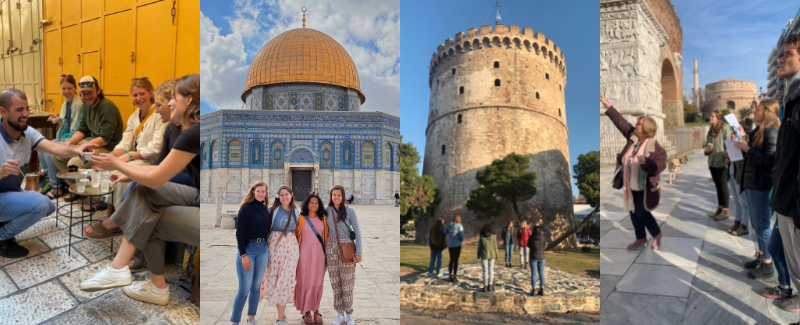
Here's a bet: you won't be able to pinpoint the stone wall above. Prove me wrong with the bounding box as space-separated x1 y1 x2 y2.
421 24 573 248
600 0 682 165
645 0 683 54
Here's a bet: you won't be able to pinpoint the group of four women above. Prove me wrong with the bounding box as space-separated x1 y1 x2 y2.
231 184 362 325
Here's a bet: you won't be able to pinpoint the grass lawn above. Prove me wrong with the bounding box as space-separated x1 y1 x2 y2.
685 122 710 126
400 242 599 276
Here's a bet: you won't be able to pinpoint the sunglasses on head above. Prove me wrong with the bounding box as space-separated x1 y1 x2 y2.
78 81 97 88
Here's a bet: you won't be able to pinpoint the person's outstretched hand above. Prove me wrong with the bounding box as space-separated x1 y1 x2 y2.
600 92 611 109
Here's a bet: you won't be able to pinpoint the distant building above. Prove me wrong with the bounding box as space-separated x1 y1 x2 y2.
573 204 597 222
767 9 800 101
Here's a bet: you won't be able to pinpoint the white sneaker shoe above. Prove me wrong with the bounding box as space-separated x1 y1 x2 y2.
331 313 345 325
79 265 133 292
245 320 257 325
346 313 354 325
122 279 169 305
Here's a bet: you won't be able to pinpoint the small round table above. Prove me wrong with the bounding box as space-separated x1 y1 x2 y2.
55 170 90 221
67 183 114 256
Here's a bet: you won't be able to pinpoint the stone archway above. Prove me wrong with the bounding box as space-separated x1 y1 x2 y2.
661 58 681 131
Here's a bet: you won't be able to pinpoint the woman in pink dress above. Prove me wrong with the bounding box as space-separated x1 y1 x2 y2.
294 194 329 324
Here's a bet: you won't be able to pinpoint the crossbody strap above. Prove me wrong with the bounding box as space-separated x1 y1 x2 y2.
332 208 345 255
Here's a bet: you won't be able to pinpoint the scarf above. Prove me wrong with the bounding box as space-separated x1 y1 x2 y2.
622 138 649 212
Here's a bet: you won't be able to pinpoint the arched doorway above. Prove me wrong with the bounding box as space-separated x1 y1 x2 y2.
661 59 680 129
727 101 735 110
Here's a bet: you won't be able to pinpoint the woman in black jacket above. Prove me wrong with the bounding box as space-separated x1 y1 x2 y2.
428 217 446 276
527 226 546 296
734 100 780 280
230 181 272 324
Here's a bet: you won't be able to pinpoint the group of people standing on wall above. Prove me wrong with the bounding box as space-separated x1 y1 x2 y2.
601 33 800 320
230 184 363 325
0 73 201 306
427 216 547 296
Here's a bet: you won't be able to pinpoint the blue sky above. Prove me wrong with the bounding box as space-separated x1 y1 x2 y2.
200 0 400 116
673 0 800 97
400 0 599 197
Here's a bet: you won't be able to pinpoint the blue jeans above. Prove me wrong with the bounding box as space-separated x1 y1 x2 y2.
768 222 791 286
230 242 269 323
530 259 545 288
504 243 514 263
746 189 772 261
123 172 193 201
481 259 495 286
728 173 750 226
519 246 530 264
0 191 55 240
38 151 60 189
428 249 443 275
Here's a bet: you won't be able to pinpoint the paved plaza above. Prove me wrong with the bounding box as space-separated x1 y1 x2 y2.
0 196 199 325
600 150 798 324
200 203 400 325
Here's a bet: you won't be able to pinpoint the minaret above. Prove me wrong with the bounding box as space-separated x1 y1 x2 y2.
693 59 699 110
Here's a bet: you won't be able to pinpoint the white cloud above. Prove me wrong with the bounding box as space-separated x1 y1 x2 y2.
200 0 400 115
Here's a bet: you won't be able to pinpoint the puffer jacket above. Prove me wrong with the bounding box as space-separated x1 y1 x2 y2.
527 231 546 260
740 126 778 192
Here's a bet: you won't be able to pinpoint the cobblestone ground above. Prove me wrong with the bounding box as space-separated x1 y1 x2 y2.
200 203 400 325
600 150 798 324
401 263 599 314
0 196 199 325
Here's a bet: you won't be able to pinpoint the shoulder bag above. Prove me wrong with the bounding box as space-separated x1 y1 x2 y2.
332 207 356 263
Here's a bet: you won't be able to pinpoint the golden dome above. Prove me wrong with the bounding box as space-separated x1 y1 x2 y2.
242 28 365 104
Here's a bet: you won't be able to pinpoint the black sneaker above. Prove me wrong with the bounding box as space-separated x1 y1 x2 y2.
0 238 29 258
747 261 775 280
761 286 793 300
744 253 762 269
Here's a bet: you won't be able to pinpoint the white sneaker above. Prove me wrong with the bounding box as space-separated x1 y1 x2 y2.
246 320 257 325
331 313 345 325
346 313 354 325
79 265 133 292
122 279 169 305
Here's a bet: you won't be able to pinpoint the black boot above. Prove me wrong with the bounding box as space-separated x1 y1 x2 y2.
531 289 535 296
747 261 775 280
482 285 487 292
0 238 28 258
744 252 762 269
538 287 544 296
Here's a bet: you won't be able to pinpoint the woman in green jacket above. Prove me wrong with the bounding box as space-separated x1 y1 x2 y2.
705 110 732 220
477 224 497 292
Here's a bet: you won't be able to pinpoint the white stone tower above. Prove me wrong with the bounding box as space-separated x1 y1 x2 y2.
420 24 575 248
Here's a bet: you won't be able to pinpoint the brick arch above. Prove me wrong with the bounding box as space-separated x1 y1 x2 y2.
661 57 682 130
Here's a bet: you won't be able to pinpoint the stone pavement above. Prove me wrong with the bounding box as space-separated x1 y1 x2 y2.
200 203 400 325
0 196 199 325
600 150 798 324
401 263 599 314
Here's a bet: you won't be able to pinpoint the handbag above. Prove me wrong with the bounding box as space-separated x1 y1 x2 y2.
332 208 356 263
612 168 623 190
303 215 327 266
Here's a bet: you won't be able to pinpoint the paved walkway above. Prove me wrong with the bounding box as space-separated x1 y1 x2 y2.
600 150 798 324
200 203 400 325
0 197 198 325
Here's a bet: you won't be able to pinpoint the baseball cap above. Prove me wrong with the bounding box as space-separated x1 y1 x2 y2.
78 76 98 91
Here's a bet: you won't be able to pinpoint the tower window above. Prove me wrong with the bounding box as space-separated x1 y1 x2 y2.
452 68 456 75
459 86 464 94
559 108 562 117
441 145 446 155
546 73 550 80
494 61 500 68
559 84 562 90
536 92 540 99
495 79 501 87
457 114 462 124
